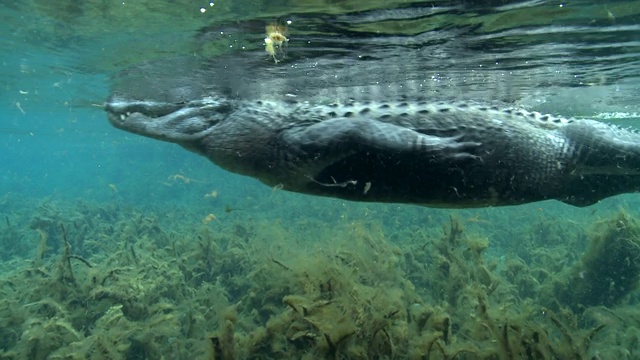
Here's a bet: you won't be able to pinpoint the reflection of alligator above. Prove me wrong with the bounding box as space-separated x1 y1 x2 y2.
105 94 640 208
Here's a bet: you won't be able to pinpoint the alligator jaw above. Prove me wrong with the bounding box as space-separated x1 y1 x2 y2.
105 95 232 144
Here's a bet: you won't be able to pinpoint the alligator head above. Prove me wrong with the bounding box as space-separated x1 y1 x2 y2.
105 94 233 147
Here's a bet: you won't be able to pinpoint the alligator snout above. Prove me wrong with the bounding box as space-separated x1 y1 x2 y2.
105 95 234 143
105 96 186 121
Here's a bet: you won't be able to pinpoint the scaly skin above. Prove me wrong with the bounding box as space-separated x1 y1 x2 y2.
106 95 640 207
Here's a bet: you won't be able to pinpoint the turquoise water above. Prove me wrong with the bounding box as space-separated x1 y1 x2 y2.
2 1 640 359
3 0 639 205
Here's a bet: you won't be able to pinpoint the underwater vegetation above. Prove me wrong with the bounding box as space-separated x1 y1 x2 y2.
0 194 640 359
543 212 640 313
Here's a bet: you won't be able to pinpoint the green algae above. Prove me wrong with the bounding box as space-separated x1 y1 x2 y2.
542 211 640 313
0 196 639 359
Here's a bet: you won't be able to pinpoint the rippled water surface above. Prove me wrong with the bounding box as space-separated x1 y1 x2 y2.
2 0 640 117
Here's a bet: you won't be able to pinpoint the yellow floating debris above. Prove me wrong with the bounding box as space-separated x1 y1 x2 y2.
265 22 288 63
202 213 217 224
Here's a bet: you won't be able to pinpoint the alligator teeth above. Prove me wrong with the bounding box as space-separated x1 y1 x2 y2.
120 114 126 121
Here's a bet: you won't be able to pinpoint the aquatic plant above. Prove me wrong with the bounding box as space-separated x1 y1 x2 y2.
544 211 640 312
0 195 639 359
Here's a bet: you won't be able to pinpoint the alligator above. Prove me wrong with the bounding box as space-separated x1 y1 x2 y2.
105 94 640 207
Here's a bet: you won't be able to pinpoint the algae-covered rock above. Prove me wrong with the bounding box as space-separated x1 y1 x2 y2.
547 212 640 312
